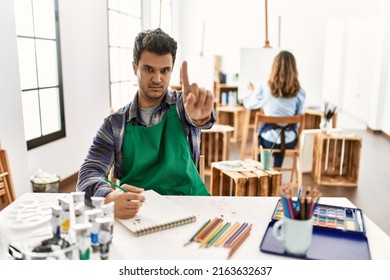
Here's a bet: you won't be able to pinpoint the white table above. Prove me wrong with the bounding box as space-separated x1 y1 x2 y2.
1 193 389 260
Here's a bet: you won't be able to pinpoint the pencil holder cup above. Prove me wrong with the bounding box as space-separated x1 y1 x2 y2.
272 216 314 256
320 119 331 134
261 150 272 170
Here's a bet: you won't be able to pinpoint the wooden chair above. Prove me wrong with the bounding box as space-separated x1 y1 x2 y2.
252 113 305 187
0 144 16 210
240 108 263 159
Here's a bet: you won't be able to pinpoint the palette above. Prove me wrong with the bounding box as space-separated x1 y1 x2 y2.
260 199 371 259
272 199 366 233
3 199 52 230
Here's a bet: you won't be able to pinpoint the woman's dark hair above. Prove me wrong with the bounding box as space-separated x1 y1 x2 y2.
268 51 300 98
133 28 177 66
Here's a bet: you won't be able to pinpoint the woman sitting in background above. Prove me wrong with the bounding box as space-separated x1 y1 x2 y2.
243 50 306 167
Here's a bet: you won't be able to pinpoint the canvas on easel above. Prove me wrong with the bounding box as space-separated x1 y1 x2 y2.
238 48 279 100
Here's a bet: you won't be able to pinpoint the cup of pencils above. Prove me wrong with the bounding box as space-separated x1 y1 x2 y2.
272 185 321 256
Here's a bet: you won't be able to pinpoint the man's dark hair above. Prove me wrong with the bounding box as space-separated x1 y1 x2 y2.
133 28 177 66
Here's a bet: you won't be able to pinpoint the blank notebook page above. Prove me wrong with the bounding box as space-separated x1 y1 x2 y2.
116 190 196 236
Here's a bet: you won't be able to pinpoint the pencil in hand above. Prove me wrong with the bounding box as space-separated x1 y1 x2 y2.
104 177 128 192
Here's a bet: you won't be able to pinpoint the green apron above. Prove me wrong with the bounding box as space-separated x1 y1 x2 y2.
120 104 210 196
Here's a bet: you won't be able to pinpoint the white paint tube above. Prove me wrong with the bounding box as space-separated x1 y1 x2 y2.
85 209 103 253
96 217 112 260
91 196 105 209
101 201 115 242
50 204 62 238
59 197 70 235
71 223 92 260
71 192 86 224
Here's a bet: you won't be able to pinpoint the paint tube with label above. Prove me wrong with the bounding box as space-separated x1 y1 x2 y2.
101 201 115 242
91 196 105 209
71 192 86 224
50 204 62 238
71 223 92 260
96 217 111 260
85 209 103 253
59 197 70 235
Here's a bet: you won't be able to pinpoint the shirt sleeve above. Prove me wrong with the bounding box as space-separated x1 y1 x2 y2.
76 119 115 205
296 88 306 115
243 85 266 109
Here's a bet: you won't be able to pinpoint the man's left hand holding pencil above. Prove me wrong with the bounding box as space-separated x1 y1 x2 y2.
104 178 146 219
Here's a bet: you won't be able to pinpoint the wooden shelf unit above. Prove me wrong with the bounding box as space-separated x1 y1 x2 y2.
216 105 246 143
312 132 362 187
304 108 337 130
210 160 282 196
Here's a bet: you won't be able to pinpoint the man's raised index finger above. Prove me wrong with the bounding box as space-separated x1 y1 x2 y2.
181 60 190 92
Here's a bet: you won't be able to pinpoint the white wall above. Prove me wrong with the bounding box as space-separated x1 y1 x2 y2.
0 0 110 197
0 0 30 197
375 0 390 135
177 0 388 128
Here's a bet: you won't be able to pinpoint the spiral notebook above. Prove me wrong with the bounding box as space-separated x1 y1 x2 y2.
116 190 196 237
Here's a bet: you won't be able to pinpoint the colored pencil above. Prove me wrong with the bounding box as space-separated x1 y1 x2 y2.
104 177 128 193
287 197 295 219
228 224 252 248
294 186 302 212
227 228 251 259
199 220 223 248
196 218 221 242
194 217 218 241
299 196 305 219
214 222 240 247
206 222 231 248
224 222 248 247
184 219 210 246
281 196 291 218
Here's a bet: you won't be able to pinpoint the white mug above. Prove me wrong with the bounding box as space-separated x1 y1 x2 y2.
272 216 314 255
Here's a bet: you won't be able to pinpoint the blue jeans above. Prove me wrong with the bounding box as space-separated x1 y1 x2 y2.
258 137 298 167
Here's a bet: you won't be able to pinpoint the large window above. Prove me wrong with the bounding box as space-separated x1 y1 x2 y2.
108 0 142 110
14 0 65 150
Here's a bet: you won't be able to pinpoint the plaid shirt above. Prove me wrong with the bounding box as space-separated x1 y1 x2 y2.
77 90 215 204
